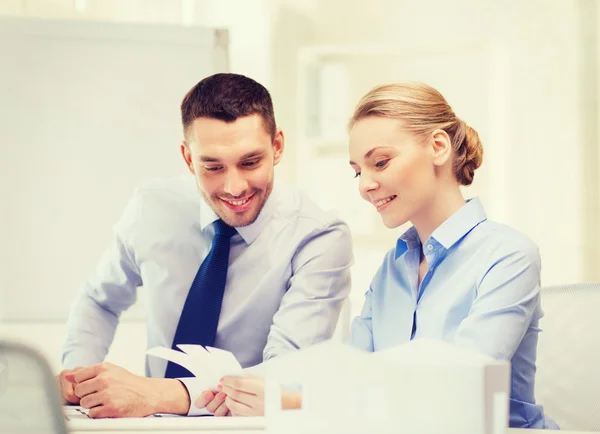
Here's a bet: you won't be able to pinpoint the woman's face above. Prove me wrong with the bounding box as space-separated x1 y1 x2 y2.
349 116 440 229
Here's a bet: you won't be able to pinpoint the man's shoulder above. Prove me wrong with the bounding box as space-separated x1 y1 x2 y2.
269 184 353 267
134 174 197 197
273 184 347 230
117 174 199 231
129 174 198 208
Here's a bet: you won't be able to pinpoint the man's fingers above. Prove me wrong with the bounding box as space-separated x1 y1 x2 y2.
58 371 80 404
64 372 76 384
194 390 216 409
64 390 79 404
74 377 103 398
61 382 80 404
88 405 112 419
79 391 105 409
73 362 115 383
88 406 102 419
73 364 104 383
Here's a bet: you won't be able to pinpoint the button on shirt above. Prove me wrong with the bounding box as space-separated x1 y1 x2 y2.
349 198 558 429
62 175 353 415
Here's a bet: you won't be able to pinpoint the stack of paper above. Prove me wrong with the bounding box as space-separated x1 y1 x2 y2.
147 345 244 390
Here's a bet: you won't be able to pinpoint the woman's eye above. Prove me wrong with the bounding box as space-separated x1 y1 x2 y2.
353 172 361 178
375 159 389 168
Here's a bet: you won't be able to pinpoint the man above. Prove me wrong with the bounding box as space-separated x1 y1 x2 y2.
58 73 352 417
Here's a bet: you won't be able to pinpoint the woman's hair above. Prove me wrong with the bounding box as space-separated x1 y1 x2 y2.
349 82 483 186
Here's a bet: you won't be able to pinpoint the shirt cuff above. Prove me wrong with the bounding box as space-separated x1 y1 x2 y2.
62 351 103 373
177 377 214 416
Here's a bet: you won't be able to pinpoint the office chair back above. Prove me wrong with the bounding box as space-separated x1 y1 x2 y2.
535 283 600 431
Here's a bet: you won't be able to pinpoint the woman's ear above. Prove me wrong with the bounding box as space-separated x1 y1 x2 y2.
431 129 452 167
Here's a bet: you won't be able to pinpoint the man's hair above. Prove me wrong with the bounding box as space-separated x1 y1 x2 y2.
181 73 276 140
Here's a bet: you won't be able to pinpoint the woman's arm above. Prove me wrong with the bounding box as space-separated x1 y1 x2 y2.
454 242 542 360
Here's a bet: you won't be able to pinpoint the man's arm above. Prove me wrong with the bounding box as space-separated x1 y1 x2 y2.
62 234 141 369
263 219 353 360
349 286 375 352
193 220 353 417
59 192 142 405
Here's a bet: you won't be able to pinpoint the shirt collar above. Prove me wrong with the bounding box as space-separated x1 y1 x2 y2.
394 197 487 259
199 184 279 245
432 197 487 249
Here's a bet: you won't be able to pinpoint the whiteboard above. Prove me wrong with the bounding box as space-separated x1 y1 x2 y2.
0 18 228 321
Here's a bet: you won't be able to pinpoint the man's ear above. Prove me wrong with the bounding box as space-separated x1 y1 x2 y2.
431 129 452 167
272 129 284 165
180 141 195 174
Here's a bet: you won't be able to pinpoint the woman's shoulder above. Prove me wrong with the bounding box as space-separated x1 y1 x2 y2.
470 219 540 263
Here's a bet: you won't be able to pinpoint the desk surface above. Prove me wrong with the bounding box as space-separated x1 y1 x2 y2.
69 429 591 434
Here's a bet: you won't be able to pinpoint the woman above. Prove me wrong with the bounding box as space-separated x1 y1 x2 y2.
200 82 558 429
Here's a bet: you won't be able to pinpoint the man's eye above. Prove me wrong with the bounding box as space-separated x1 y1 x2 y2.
205 166 222 172
375 159 389 168
241 160 259 167
353 172 361 178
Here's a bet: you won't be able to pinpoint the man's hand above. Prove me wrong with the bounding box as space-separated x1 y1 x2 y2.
65 362 190 418
194 390 230 417
57 367 82 405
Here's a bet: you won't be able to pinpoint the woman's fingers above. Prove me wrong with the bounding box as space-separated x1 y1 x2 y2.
225 395 256 417
221 375 263 395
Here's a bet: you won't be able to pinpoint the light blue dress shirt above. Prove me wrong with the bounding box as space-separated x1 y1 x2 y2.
62 175 352 415
350 198 558 429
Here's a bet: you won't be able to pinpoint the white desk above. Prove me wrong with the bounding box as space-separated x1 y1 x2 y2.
70 431 260 434
69 429 593 434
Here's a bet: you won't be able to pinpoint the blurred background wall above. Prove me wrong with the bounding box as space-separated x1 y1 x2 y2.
0 0 598 377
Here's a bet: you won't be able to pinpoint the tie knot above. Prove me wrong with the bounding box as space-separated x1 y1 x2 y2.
213 219 237 238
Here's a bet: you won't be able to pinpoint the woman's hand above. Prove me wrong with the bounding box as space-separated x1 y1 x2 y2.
219 375 302 417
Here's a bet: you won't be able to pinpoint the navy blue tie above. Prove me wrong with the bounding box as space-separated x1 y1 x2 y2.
165 219 236 378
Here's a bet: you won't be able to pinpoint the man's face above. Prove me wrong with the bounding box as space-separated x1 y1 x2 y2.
181 114 284 227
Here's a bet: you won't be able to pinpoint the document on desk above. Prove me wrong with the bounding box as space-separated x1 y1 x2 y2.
147 345 244 390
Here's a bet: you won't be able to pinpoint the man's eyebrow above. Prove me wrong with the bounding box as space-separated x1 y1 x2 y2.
198 151 265 163
199 155 220 163
239 151 265 160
